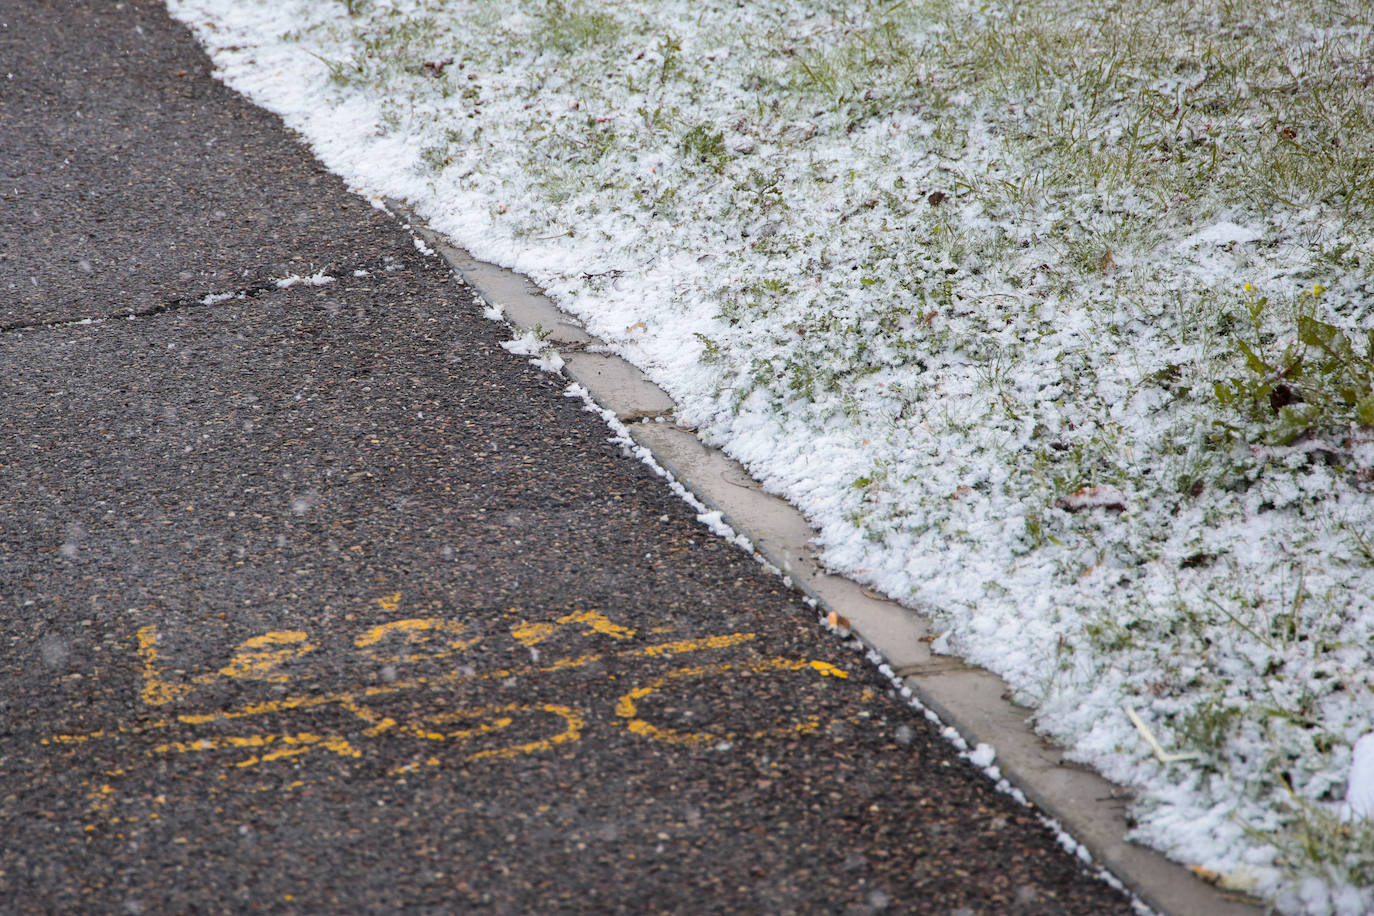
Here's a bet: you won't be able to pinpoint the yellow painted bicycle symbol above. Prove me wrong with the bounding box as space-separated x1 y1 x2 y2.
43 601 862 789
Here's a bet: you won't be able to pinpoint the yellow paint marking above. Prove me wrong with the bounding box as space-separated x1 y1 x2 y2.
44 731 109 745
145 633 758 730
244 780 307 796
511 610 636 647
385 705 584 769
376 592 402 612
131 620 754 716
340 698 397 737
44 626 825 779
808 660 849 678
137 626 193 706
615 687 654 720
614 658 838 746
538 652 603 672
400 709 514 743
176 689 343 725
629 633 756 657
141 626 318 705
153 732 361 767
219 631 316 682
465 704 583 761
48 631 759 742
239 746 310 767
353 617 478 664
84 783 117 820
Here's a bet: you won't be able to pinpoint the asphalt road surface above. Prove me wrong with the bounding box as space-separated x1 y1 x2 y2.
0 2 1137 913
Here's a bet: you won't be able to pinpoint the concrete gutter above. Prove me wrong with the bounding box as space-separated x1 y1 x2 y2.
395 203 1265 916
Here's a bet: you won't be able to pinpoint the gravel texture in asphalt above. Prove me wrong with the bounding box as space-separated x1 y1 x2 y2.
0 2 1136 914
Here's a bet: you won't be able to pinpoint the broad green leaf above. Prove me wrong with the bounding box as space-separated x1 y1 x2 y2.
1237 340 1271 374
1358 396 1374 428
1299 315 1355 362
1273 403 1320 445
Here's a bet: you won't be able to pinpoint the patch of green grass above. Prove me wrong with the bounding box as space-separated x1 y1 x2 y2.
529 0 621 54
678 123 729 172
1214 285 1374 445
1174 698 1245 765
1263 786 1374 891
315 12 444 88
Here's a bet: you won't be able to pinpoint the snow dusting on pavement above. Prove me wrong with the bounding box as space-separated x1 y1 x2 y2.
164 0 1374 909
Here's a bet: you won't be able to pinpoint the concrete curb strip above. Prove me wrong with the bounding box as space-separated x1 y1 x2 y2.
395 203 1265 916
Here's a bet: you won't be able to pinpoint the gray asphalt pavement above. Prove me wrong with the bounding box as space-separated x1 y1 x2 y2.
0 2 1136 913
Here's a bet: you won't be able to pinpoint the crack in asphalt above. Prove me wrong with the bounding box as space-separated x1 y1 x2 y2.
0 259 400 334
0 280 283 334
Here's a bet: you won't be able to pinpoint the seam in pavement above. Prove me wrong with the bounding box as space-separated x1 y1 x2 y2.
388 200 1266 916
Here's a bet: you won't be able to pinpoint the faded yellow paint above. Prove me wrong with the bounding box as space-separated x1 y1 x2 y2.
509 621 557 646
511 610 636 647
43 731 108 746
353 617 477 664
133 617 745 712
67 630 763 740
140 626 318 705
385 704 583 771
376 592 402 612
176 689 343 725
538 652 602 672
630 633 755 657
219 631 316 682
614 658 835 746
153 732 361 767
339 697 397 737
52 617 856 793
464 704 584 761
85 783 116 818
137 626 193 706
614 687 654 720
401 708 515 743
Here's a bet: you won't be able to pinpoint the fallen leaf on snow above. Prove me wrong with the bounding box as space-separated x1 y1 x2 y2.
1056 485 1126 512
1189 865 1261 894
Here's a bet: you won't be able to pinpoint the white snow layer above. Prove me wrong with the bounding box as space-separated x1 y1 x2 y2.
1342 734 1374 824
163 0 1374 910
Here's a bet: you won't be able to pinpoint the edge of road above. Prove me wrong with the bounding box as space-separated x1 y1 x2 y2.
389 200 1266 916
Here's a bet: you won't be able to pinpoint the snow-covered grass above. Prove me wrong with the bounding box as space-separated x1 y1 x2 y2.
166 0 1374 909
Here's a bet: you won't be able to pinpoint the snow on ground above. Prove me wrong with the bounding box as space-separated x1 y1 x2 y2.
164 0 1374 909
